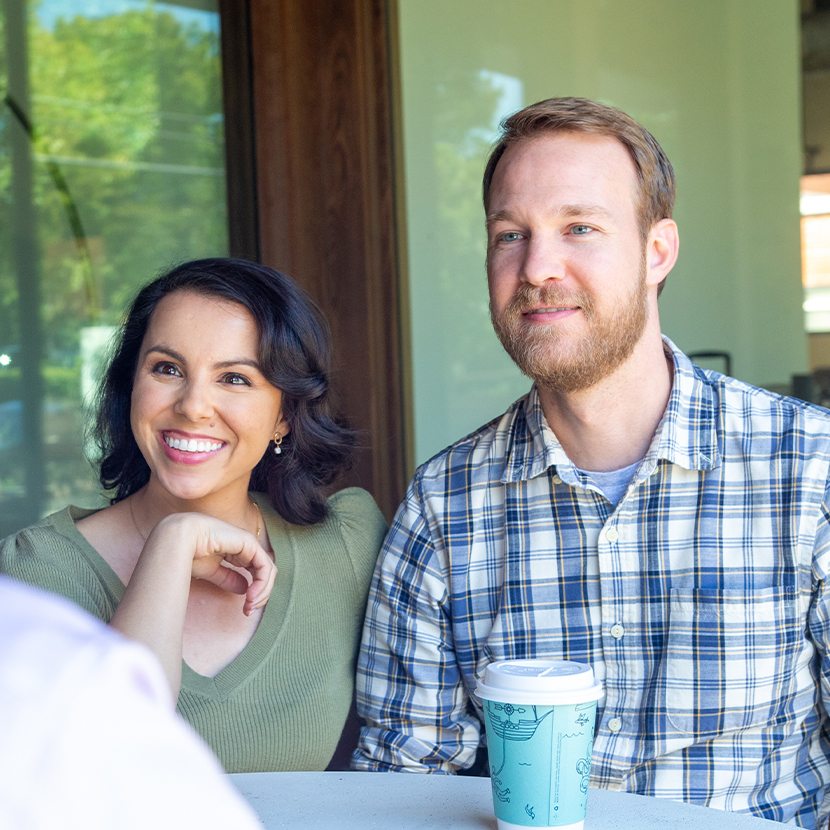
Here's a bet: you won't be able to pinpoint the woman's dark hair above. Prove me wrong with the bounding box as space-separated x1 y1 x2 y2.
94 257 354 525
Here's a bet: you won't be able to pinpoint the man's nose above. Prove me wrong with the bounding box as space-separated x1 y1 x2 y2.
520 235 567 286
175 379 214 421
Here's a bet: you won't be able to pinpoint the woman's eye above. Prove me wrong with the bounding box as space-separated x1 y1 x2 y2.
223 373 251 386
152 362 180 376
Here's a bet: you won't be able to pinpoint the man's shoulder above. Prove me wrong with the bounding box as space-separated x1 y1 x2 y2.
678 365 830 477
668 338 830 439
413 393 532 486
704 369 830 432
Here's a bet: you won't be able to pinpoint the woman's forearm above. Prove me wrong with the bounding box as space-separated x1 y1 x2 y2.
109 522 195 701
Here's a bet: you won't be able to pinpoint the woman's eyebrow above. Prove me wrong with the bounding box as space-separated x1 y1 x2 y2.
142 347 261 372
214 358 262 371
144 345 185 362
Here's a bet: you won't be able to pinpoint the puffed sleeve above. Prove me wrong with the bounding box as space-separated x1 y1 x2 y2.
0 508 121 622
327 487 387 596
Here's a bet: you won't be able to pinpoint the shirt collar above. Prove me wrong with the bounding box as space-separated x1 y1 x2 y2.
501 335 720 484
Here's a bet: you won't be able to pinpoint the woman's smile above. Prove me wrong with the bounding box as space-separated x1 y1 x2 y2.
161 430 227 463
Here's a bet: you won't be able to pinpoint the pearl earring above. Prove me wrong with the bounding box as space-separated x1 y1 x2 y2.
273 431 283 455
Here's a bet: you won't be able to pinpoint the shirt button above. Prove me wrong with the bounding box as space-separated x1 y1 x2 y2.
604 527 619 543
610 623 624 639
552 474 562 485
608 717 622 733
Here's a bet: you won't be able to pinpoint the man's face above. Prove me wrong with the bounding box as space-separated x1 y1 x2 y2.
487 132 651 393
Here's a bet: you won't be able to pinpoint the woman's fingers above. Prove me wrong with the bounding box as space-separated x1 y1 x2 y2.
153 514 277 608
192 517 277 614
243 555 278 615
203 563 251 596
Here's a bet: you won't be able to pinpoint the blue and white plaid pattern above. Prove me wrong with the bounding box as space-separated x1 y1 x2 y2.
354 338 830 828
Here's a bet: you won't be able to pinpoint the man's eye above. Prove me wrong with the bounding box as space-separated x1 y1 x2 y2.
571 225 592 235
499 231 522 243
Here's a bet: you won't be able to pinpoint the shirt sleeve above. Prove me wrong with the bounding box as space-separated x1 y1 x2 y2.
328 487 388 593
810 482 830 685
351 474 482 773
0 520 117 621
807 482 830 829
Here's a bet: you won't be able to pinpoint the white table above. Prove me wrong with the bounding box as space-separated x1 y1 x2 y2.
230 771 789 829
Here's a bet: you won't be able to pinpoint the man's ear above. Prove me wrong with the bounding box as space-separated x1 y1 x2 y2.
645 218 679 288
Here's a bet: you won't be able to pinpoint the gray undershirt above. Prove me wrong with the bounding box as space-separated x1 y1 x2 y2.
575 459 641 506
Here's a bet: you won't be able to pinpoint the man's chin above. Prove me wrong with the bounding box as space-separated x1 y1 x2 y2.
522 360 608 394
500 327 646 393
501 338 588 391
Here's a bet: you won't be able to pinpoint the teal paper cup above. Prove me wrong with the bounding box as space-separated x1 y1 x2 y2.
476 660 604 830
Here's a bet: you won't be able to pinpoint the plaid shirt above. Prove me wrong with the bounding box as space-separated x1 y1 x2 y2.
354 338 830 828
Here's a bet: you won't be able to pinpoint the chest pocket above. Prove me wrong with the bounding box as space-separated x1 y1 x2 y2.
662 586 799 737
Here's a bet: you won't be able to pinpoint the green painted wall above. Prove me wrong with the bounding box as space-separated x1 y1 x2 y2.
397 0 805 465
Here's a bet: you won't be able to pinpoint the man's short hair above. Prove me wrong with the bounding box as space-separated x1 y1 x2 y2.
482 97 676 245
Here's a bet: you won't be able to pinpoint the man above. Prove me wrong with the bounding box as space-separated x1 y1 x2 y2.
352 97 830 828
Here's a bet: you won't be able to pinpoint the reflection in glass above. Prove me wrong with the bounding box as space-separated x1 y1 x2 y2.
403 64 529 464
0 0 227 535
399 1 803 464
801 174 830 333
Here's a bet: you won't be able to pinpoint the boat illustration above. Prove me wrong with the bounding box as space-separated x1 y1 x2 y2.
486 701 554 741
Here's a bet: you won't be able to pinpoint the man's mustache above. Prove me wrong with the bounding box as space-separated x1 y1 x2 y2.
504 284 595 315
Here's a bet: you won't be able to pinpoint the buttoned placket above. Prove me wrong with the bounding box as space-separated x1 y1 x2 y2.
592 466 660 790
596 497 627 789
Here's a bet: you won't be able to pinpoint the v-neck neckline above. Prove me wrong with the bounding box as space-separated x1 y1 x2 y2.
62 492 296 699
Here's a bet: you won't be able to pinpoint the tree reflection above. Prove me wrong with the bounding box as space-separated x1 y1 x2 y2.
0 2 227 534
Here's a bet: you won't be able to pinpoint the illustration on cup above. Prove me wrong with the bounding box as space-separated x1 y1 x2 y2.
486 699 596 810
487 702 555 741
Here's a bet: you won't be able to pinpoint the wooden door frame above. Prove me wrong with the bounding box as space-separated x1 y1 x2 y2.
220 0 406 520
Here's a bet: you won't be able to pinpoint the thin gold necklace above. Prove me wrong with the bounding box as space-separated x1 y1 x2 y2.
251 497 262 540
128 494 261 542
128 494 147 543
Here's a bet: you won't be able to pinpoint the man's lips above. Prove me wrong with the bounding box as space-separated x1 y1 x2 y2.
522 306 580 318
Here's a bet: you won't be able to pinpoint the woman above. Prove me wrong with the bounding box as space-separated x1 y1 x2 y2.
0 258 387 772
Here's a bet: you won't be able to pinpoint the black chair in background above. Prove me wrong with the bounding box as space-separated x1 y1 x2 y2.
688 351 732 378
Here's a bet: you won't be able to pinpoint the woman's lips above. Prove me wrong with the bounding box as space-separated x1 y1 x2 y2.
159 432 226 464
165 435 224 453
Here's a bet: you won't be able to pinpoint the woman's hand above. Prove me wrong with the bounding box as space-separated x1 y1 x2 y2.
148 513 276 616
110 512 276 700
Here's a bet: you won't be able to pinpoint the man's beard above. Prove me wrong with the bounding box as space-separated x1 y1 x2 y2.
490 261 649 393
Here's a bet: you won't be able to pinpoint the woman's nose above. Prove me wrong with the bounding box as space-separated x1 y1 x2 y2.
174 380 214 421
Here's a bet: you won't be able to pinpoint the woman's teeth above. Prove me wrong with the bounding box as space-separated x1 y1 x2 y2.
165 436 223 453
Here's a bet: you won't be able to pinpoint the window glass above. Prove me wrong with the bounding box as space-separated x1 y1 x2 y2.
801 176 830 333
1 0 226 535
802 4 830 391
397 0 803 464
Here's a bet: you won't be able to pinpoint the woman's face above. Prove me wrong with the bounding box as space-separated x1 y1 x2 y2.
130 290 289 506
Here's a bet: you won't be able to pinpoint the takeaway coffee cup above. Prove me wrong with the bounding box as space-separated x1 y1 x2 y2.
476 659 603 830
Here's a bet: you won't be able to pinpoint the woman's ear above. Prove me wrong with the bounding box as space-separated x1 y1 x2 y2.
274 411 291 439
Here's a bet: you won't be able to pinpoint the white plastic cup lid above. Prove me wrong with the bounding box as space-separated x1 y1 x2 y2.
476 659 604 705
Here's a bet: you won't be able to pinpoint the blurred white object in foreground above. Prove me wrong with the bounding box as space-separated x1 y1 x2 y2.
0 575 262 830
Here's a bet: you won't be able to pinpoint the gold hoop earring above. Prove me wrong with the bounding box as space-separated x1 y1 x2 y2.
273 431 283 455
